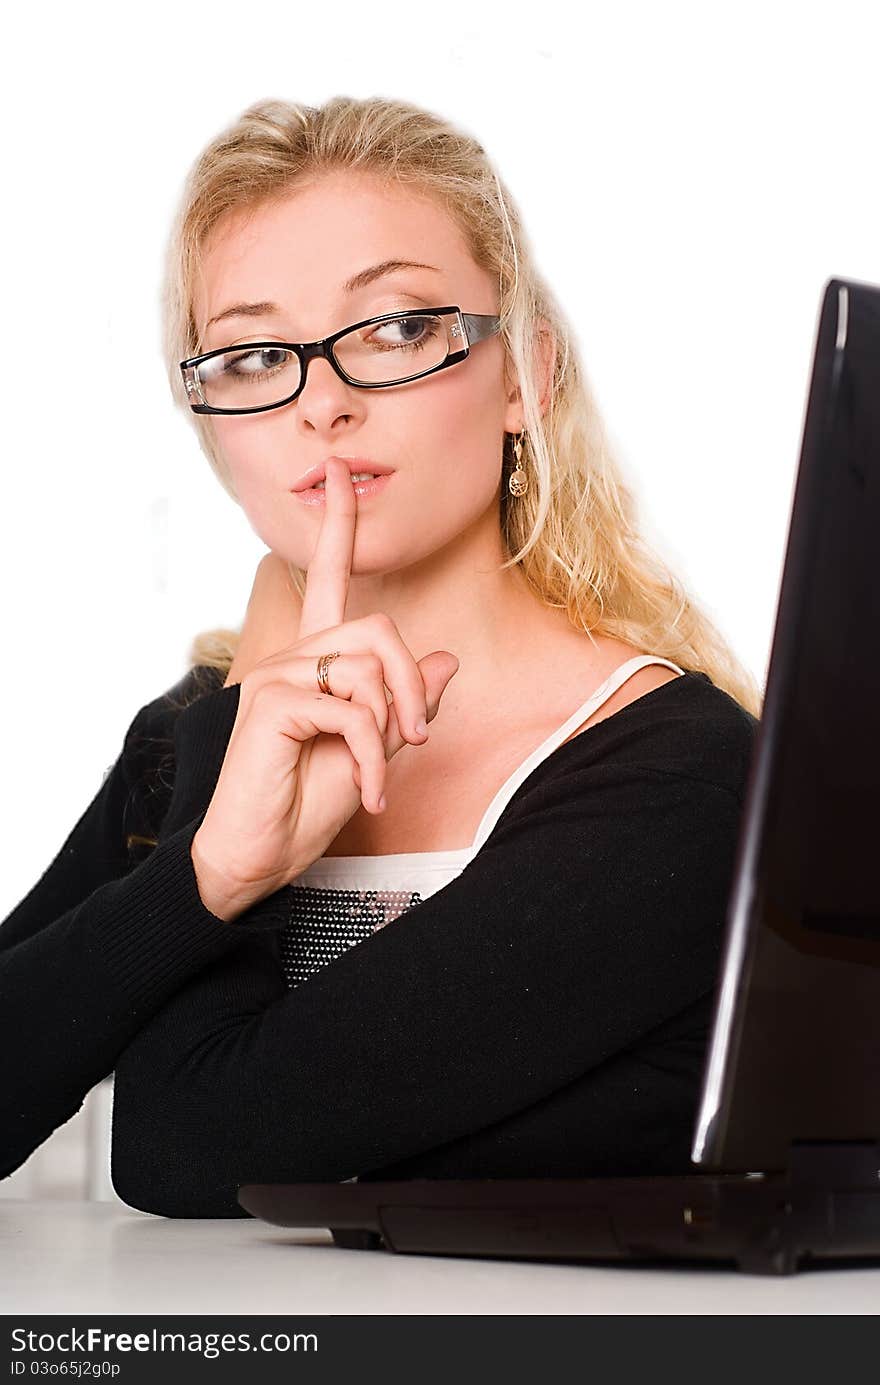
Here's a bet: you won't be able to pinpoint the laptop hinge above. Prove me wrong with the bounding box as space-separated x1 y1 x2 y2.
788 1139 880 1187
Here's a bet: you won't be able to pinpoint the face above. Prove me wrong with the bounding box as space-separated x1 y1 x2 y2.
192 172 527 581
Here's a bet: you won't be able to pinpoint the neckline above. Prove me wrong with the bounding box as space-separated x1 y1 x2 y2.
302 655 687 871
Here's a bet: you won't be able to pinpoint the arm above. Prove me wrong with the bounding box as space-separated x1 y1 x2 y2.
0 675 293 1182
109 749 748 1218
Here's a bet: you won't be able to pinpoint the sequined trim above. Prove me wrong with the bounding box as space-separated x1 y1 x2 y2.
280 884 423 989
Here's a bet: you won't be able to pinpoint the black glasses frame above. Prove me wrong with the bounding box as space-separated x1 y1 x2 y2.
179 306 503 415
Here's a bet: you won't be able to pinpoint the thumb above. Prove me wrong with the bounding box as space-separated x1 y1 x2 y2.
421 650 461 723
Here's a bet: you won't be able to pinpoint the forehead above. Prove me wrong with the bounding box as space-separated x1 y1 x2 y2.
195 172 487 332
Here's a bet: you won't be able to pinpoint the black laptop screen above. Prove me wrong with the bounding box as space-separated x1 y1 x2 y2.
693 277 880 1171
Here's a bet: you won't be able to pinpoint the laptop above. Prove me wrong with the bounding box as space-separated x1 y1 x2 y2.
238 276 880 1276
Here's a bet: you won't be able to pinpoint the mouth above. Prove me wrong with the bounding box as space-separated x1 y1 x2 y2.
290 471 394 506
291 458 396 492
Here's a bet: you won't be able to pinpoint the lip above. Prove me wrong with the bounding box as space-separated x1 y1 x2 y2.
291 457 396 492
291 472 393 506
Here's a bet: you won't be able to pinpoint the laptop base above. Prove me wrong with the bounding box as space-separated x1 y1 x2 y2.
238 1164 880 1277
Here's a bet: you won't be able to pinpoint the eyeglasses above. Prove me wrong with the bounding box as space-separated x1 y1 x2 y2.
179 306 503 415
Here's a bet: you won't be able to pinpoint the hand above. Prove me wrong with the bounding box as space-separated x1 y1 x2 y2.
191 457 461 922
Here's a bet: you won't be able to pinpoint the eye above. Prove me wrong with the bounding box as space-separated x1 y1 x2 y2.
198 345 293 385
363 315 440 352
226 346 290 375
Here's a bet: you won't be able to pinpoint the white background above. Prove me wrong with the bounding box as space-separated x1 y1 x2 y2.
1 0 877 917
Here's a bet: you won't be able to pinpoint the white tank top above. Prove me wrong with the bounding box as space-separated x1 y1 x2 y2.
279 655 685 989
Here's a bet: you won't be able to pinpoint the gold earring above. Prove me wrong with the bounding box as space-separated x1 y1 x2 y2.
508 429 529 496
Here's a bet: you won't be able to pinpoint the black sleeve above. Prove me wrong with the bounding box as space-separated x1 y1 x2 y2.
0 676 293 1183
109 732 747 1219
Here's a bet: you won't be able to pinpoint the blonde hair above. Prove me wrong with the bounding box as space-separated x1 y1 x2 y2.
162 95 763 718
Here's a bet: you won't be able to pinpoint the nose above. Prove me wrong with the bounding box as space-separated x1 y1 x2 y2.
294 350 361 430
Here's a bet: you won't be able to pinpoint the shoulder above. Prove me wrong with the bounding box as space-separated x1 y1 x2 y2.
121 664 228 769
526 671 759 809
472 672 756 964
631 670 760 797
148 663 228 718
114 665 232 852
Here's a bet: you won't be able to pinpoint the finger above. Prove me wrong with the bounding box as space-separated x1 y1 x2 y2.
346 656 392 739
378 650 460 759
350 613 431 746
298 458 356 641
281 688 388 815
291 613 430 748
308 651 391 739
244 652 391 739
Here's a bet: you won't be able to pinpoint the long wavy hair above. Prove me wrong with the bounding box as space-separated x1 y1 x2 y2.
161 95 763 718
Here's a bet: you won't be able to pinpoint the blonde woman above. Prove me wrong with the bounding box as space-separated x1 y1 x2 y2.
0 97 762 1216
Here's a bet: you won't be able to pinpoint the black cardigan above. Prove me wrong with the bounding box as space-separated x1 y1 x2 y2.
0 664 758 1216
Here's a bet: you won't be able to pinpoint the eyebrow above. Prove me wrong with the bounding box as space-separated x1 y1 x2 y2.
203 259 442 333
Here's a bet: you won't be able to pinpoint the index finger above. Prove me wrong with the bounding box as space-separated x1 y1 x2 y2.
298 457 357 640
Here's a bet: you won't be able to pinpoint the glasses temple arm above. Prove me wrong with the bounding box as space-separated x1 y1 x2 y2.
460 312 503 347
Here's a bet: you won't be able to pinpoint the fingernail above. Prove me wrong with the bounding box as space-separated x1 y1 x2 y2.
414 717 428 738
378 794 387 811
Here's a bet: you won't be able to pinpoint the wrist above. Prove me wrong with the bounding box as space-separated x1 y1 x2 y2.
190 831 260 924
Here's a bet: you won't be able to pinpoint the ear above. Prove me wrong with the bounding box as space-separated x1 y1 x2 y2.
503 316 557 432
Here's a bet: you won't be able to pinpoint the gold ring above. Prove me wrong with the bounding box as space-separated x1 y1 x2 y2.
316 651 342 694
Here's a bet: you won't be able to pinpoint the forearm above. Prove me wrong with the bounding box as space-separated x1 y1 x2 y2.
109 774 743 1218
0 666 295 1180
0 818 259 1181
112 931 719 1218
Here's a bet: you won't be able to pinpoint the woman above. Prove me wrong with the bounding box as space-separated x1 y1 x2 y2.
0 96 761 1216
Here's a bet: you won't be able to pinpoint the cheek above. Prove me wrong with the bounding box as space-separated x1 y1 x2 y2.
211 416 289 500
407 353 508 459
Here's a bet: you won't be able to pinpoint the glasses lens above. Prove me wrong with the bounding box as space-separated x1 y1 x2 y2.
334 314 448 384
195 346 300 410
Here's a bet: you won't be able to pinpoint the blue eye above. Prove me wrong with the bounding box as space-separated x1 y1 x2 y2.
226 347 291 376
364 316 441 353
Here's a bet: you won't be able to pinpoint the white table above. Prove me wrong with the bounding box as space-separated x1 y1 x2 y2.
2 1199 880 1315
